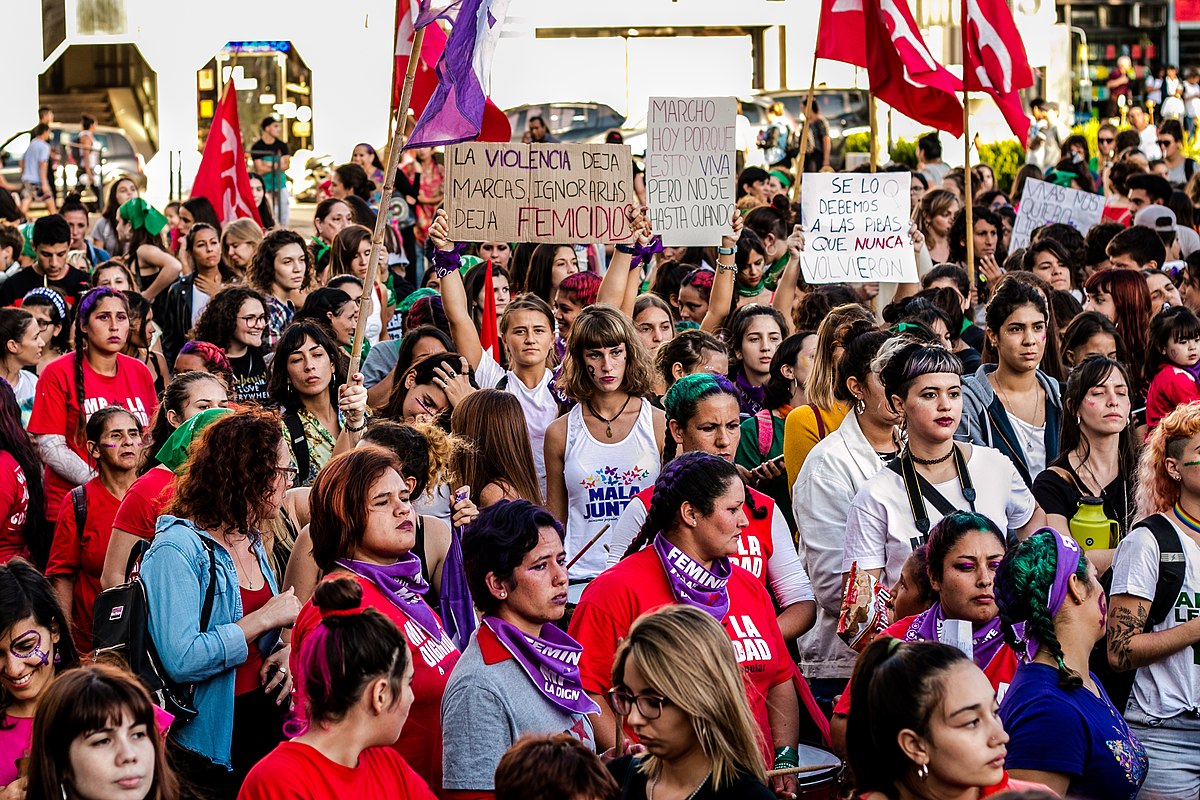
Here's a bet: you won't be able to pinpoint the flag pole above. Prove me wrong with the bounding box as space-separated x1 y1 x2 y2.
791 50 820 204
349 25 427 377
961 7 975 297
868 89 878 173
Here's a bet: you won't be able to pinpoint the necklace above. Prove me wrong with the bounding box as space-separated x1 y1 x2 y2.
223 534 261 590
587 395 633 439
908 446 955 465
650 770 711 800
993 374 1044 427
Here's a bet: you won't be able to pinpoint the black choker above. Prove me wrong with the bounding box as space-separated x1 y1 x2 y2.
908 446 955 466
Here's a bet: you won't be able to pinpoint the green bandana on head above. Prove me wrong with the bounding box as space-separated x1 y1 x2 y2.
156 408 234 473
118 198 169 236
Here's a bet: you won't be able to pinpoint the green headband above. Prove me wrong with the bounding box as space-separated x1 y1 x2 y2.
118 198 168 236
769 169 794 189
396 287 439 314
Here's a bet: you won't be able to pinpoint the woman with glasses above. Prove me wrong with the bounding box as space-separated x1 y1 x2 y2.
571 451 801 798
46 405 143 654
141 410 303 798
21 289 69 375
605 605 776 799
442 500 598 796
193 287 272 404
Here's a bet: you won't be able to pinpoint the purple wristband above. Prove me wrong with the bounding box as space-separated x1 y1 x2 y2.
432 242 468 279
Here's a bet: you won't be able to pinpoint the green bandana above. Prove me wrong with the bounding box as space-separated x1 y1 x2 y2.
118 198 169 236
1047 170 1076 188
310 236 331 264
156 408 234 472
19 224 34 260
395 287 439 314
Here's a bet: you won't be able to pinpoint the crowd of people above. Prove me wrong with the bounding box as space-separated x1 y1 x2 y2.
0 101 1197 800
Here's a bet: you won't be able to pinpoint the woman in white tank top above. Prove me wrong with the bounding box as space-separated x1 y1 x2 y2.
544 304 666 601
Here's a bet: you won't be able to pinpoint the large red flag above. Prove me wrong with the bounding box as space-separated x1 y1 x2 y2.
864 0 965 136
817 0 867 67
191 86 261 227
963 0 1034 140
479 260 500 361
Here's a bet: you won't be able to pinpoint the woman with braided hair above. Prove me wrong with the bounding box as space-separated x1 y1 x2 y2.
28 287 156 523
603 372 815 640
995 528 1147 799
570 451 802 794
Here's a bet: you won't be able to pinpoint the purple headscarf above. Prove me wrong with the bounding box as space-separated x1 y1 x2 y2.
1011 528 1083 663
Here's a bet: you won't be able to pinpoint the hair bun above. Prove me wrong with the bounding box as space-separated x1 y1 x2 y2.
313 575 364 614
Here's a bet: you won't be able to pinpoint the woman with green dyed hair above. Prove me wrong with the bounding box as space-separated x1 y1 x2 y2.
996 527 1147 800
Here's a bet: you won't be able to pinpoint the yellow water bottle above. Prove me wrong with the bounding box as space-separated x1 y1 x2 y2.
1068 496 1115 551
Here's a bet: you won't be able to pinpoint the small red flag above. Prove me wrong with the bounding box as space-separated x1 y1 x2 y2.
479 260 500 361
817 0 867 68
963 0 1035 140
190 85 262 227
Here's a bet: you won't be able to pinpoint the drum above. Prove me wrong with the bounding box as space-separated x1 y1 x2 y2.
794 744 843 800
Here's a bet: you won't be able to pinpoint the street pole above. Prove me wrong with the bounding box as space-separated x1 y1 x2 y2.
868 90 878 172
791 50 819 204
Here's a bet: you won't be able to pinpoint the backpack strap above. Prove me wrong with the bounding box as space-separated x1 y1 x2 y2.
755 409 774 457
1187 158 1196 182
1135 514 1187 630
197 538 218 632
282 411 309 486
809 403 827 441
70 485 87 545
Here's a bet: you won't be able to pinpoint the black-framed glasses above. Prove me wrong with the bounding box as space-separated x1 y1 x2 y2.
1157 140 1175 148
608 689 669 719
275 465 299 482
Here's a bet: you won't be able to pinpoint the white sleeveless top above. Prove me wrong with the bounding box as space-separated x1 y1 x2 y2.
563 397 660 594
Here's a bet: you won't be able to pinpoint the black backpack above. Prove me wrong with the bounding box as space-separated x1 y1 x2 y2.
282 410 309 486
91 534 217 725
1090 513 1186 712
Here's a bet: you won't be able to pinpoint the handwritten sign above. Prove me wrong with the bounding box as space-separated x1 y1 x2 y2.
645 96 737 246
1009 179 1104 250
800 172 917 284
444 142 634 243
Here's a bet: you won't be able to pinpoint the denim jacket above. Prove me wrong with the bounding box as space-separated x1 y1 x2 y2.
141 515 280 769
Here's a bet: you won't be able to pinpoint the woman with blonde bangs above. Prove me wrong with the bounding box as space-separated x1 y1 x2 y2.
783 303 876 488
221 218 263 278
545 304 665 600
450 389 544 507
606 605 775 799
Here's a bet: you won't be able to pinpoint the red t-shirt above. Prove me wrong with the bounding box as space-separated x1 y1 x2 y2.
291 574 459 799
28 353 156 521
0 452 30 563
46 478 121 653
569 546 792 758
112 467 176 541
832 614 1019 716
1147 365 1200 431
238 741 438 800
634 485 775 581
1102 205 1132 227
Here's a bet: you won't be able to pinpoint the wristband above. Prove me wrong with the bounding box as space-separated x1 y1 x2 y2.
773 746 799 770
344 415 369 433
615 243 637 255
631 235 664 270
432 242 468 279
718 246 736 256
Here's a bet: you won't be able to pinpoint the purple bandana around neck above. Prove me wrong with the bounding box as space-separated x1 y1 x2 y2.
482 616 600 716
652 533 732 621
335 555 445 642
906 601 1006 671
734 370 766 414
1010 528 1082 663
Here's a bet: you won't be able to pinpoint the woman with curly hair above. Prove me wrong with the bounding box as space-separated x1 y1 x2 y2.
194 286 271 403
1107 402 1200 798
141 409 303 798
246 229 315 349
545 304 665 599
996 527 1147 799
28 287 156 524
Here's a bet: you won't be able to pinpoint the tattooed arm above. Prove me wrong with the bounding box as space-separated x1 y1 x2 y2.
1107 594 1200 671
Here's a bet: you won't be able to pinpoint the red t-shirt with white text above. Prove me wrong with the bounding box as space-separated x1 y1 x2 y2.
239 741 437 800
46 478 121 653
0 452 30 563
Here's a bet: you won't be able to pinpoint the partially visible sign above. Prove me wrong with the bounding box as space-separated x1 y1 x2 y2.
1010 179 1104 250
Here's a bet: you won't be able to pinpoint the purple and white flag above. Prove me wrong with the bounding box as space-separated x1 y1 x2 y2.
406 0 511 148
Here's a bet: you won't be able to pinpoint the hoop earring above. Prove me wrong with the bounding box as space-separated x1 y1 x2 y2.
855 397 866 415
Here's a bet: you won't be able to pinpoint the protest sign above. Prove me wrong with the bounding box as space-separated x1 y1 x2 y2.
444 142 635 243
1009 179 1104 250
800 172 918 284
645 96 737 246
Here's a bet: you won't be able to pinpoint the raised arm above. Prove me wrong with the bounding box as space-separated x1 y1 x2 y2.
136 246 183 301
596 205 642 308
428 208 484 370
700 212 743 333
771 224 805 334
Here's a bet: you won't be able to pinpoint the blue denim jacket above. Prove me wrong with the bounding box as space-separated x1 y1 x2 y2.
141 515 280 769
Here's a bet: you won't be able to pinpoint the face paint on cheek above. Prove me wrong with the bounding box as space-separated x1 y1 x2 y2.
1098 592 1108 626
12 631 49 667
1184 461 1200 467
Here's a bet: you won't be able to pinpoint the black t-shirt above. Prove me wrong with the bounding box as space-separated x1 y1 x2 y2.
607 756 775 800
0 266 91 308
228 350 271 404
250 138 290 191
803 118 829 171
1032 454 1134 539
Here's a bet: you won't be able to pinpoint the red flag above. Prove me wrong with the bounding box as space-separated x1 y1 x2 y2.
864 0 965 136
817 0 867 67
479 260 500 361
963 0 1035 140
190 86 261 227
393 1 511 142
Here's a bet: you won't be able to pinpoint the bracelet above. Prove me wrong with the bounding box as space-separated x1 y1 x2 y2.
344 415 368 433
615 243 637 255
717 246 736 256
773 746 799 770
432 242 468 279
717 260 737 273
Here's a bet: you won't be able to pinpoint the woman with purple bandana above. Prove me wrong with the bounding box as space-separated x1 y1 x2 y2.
996 528 1147 800
441 500 599 796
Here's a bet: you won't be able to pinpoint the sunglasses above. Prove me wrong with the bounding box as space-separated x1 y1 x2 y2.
1098 137 1115 144
1157 140 1176 147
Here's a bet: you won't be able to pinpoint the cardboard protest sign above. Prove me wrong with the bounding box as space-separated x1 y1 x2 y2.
1009 179 1104 250
444 142 635 243
645 96 737 246
800 172 918 284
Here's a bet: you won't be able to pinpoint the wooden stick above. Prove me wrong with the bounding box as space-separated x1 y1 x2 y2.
868 89 877 173
566 524 611 570
791 51 820 204
349 25 427 378
765 763 842 778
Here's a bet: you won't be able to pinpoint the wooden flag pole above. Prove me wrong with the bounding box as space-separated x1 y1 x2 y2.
868 89 878 173
350 25 428 378
791 51 820 204
961 8 975 295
